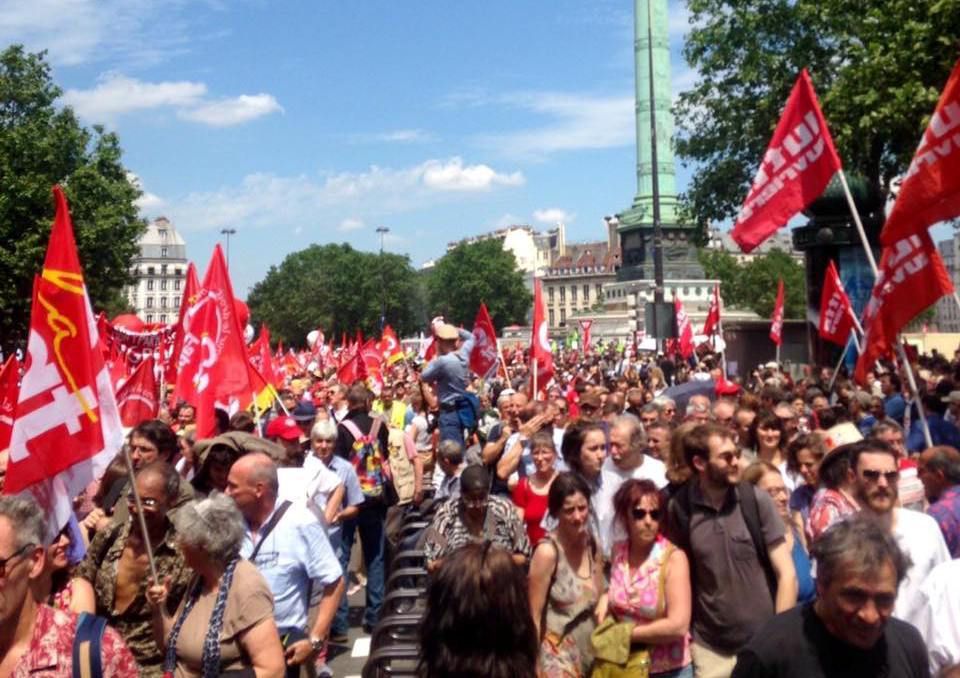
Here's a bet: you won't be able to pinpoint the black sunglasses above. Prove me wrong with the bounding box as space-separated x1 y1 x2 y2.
861 470 899 484
631 508 661 521
0 543 35 578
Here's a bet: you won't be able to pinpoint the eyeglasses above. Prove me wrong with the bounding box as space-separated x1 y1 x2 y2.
0 543 35 579
861 470 900 484
127 493 160 508
631 508 661 521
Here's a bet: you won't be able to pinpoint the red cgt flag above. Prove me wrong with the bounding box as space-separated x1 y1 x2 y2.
819 261 856 346
0 355 19 451
578 319 593 353
173 245 253 438
881 58 960 246
731 69 842 252
470 303 499 378
770 279 785 346
531 279 554 392
6 186 124 538
855 233 954 383
701 285 722 336
378 325 404 366
168 262 200 390
674 297 694 359
115 357 158 427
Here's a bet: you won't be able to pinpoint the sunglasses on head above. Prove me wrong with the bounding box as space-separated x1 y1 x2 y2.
631 507 661 521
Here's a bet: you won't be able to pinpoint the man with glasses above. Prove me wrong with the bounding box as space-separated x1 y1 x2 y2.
667 423 797 678
0 495 138 676
72 462 192 676
846 439 949 622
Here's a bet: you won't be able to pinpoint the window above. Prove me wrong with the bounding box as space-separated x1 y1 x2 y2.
175 280 181 291
571 285 578 304
695 287 702 297
160 247 168 258
146 297 153 308
160 297 167 308
147 267 155 275
596 284 602 299
161 264 168 275
160 314 168 323
146 314 154 323
560 308 566 324
560 286 565 303
583 284 590 302
549 309 555 326
548 286 554 303
174 298 180 309
160 279 167 291
175 268 183 277
147 280 154 291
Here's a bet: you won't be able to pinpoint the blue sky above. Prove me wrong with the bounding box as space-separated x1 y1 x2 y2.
6 0 701 297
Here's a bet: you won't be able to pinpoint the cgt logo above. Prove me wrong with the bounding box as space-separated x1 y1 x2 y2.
178 289 233 394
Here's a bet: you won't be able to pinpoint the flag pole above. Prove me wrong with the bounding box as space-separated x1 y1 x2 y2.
121 446 160 583
827 337 854 393
837 169 933 448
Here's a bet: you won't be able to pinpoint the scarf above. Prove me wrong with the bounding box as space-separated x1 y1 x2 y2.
163 557 240 678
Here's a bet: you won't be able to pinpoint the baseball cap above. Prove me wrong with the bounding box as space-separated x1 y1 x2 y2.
265 416 302 441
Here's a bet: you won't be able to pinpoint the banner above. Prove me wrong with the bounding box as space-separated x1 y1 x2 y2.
167 262 200 389
855 232 954 383
470 304 499 378
819 261 856 346
881 58 960 245
674 298 694 359
578 319 593 353
115 357 158 427
531 279 554 391
0 356 18 451
5 186 124 540
701 285 721 336
731 69 842 252
770 279 785 346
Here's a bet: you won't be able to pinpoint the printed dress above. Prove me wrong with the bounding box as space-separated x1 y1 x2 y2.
608 536 691 675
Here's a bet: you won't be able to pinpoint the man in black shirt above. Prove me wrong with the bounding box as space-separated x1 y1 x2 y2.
732 515 929 678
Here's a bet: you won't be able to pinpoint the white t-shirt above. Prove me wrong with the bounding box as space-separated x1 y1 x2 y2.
594 455 668 557
912 558 960 676
280 460 342 528
892 507 950 622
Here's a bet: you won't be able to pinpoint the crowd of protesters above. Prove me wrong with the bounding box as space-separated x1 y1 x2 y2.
4 328 960 677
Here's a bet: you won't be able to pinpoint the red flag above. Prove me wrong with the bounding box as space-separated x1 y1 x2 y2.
115 357 158 427
881 58 960 245
855 233 954 383
578 319 593 353
256 326 281 389
378 325 404 366
361 339 384 391
6 186 124 538
701 285 722 336
0 356 19 451
819 261 856 346
731 70 842 252
770 279 785 346
337 343 365 385
531 279 554 390
173 245 253 438
470 304 499 378
168 262 199 389
674 297 694 359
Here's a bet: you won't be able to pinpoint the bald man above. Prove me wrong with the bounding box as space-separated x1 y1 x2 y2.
227 453 344 676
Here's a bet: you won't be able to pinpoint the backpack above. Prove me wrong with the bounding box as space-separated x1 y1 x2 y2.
668 480 778 603
73 612 107 678
341 417 389 500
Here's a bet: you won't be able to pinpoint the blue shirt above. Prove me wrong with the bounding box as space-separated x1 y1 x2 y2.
241 500 342 630
907 413 960 453
421 329 476 404
791 528 816 604
885 393 906 426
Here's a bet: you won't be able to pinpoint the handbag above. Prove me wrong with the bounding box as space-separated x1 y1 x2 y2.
590 545 673 678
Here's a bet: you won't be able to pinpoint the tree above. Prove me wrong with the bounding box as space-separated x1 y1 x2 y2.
425 239 531 332
246 242 420 345
699 248 805 318
674 0 960 233
0 45 145 355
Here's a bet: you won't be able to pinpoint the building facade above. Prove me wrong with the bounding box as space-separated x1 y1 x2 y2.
125 217 189 324
935 235 960 332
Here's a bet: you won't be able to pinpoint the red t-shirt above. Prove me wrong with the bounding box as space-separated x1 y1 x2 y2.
512 477 550 545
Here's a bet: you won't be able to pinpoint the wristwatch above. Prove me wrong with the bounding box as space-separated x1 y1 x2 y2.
310 636 324 653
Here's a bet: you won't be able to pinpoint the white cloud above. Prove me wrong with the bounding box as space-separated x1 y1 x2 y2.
338 218 365 232
177 94 284 127
533 208 574 224
62 75 282 127
165 157 525 232
127 171 165 213
63 74 206 120
353 129 434 144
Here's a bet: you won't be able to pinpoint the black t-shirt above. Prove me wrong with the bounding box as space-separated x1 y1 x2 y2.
334 410 390 461
731 603 929 678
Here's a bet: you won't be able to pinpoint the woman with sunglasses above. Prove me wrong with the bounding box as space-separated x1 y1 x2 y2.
597 479 692 678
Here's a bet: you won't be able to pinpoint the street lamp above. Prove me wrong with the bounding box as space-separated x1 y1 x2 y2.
376 227 390 330
220 228 237 267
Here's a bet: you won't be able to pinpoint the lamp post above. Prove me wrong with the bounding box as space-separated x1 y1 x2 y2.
220 228 237 267
376 226 390 330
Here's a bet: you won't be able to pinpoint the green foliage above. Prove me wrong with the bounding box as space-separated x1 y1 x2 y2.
698 247 806 318
675 0 960 227
0 45 146 355
246 242 420 346
425 239 532 332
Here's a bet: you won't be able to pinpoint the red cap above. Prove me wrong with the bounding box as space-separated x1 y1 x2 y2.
265 416 302 441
